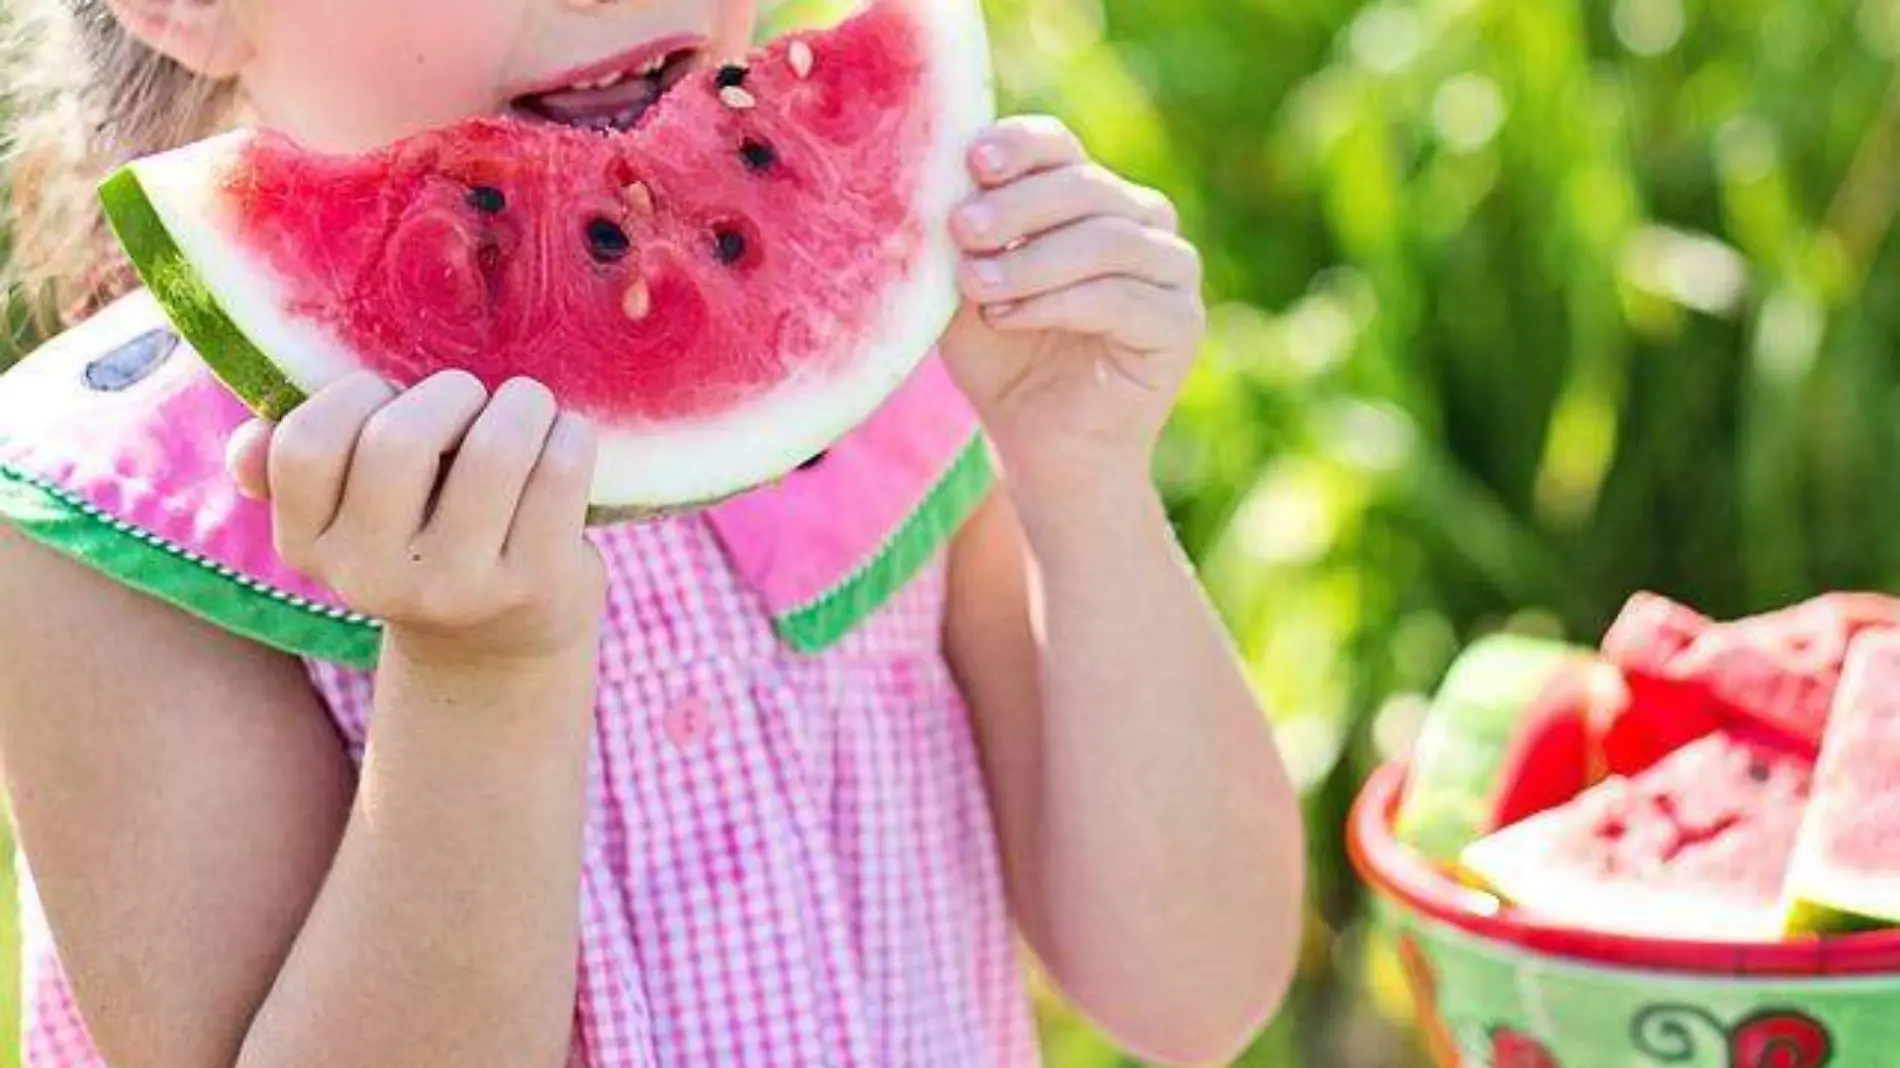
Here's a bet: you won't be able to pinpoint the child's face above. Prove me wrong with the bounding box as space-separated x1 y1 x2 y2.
229 0 767 151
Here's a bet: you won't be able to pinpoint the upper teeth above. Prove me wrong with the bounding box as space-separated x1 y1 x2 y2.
574 70 626 91
570 54 669 92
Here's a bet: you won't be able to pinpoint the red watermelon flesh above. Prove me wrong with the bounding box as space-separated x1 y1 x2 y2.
1783 629 1900 932
1603 591 1900 755
225 19 923 423
1599 591 1731 771
1459 729 1814 941
1487 655 1625 829
99 0 995 514
1676 593 1900 750
1392 636 1618 861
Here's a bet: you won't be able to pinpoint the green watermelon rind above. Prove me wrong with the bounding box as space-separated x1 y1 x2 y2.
1783 830 1900 934
1393 634 1587 862
1782 896 1894 936
98 166 308 423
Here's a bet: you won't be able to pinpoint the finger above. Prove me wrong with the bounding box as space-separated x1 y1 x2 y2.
959 216 1201 306
419 377 559 562
706 0 758 66
505 412 599 567
268 371 399 558
226 418 275 501
327 370 489 548
952 163 1179 252
983 277 1205 355
967 115 1086 187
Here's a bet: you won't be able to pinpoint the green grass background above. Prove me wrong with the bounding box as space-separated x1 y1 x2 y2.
6 0 1900 1063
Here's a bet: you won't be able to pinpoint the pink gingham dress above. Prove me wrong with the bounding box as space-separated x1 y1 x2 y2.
0 292 1040 1067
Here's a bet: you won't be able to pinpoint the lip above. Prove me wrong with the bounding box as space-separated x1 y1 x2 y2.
509 33 705 99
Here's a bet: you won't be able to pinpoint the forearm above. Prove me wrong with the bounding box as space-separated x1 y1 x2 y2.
1016 477 1303 1059
238 636 597 1068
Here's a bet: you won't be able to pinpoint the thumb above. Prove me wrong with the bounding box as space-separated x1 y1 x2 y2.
225 417 276 501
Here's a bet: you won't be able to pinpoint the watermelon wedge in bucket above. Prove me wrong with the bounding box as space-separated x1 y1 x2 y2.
98 0 995 518
1783 630 1900 934
1351 591 1900 1067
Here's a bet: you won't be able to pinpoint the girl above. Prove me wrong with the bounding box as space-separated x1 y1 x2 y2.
0 1 1304 1066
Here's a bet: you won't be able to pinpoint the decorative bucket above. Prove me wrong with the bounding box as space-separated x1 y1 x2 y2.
1348 761 1900 1068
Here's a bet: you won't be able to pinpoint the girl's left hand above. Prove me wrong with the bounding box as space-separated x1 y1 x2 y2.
938 115 1206 502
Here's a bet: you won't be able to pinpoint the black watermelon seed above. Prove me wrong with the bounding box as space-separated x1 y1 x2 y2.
713 227 748 265
740 138 776 172
715 64 749 88
84 329 178 392
586 218 632 263
1748 760 1771 783
798 451 828 470
467 185 506 214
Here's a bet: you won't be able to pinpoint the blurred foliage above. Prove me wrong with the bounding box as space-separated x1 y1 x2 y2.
6 0 1900 1064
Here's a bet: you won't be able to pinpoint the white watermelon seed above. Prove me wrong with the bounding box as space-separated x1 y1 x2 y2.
622 279 651 321
788 40 814 79
719 86 757 110
623 181 655 215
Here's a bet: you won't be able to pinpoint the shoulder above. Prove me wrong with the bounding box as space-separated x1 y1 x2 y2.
0 291 384 670
0 520 338 801
0 518 309 697
0 292 321 682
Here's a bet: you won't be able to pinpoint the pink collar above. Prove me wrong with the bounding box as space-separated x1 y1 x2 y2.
0 292 992 665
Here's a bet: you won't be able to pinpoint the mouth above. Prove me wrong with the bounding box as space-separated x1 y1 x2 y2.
510 37 704 133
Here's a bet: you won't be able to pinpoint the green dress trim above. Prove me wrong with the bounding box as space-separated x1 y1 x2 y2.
0 464 382 668
776 433 994 653
0 437 991 665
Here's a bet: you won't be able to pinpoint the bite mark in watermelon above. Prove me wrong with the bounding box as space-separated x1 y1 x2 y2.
1458 730 1813 942
1782 629 1900 934
99 0 995 517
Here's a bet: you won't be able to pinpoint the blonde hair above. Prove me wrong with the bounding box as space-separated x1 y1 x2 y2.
3 0 237 330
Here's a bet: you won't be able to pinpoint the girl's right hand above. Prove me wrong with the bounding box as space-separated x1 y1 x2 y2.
225 369 607 666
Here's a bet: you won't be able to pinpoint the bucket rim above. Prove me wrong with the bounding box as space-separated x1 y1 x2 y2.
1347 760 1900 978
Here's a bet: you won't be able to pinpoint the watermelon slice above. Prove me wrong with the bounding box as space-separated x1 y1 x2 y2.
1458 730 1814 941
1604 591 1900 754
1782 629 1900 933
98 0 995 516
1393 634 1629 862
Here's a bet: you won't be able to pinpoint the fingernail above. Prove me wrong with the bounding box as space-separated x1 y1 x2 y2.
987 301 1019 320
971 260 1005 293
974 141 1007 176
548 413 589 455
957 202 995 237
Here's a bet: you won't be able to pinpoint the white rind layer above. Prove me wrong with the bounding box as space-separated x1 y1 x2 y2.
1459 797 1789 942
125 0 994 509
